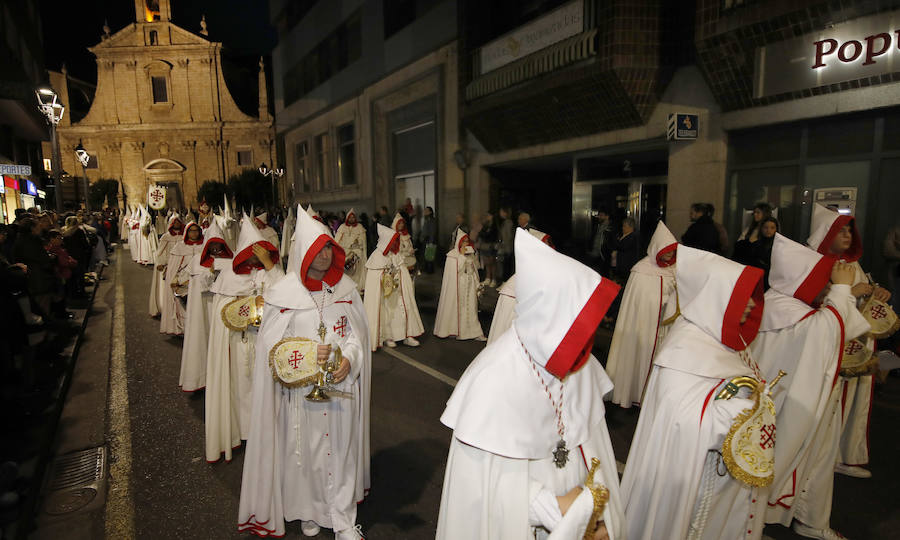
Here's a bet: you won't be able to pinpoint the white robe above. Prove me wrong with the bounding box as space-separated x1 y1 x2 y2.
160 240 199 336
335 223 367 291
363 252 424 349
258 225 280 251
434 251 484 340
238 277 370 537
620 321 767 540
178 254 215 392
151 232 180 320
605 270 677 408
486 276 516 345
205 264 284 462
750 284 868 528
838 262 875 466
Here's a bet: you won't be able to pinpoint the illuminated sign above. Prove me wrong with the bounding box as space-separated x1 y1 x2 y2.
667 113 699 141
0 164 32 176
25 180 37 196
37 189 46 198
3 176 19 191
754 10 900 98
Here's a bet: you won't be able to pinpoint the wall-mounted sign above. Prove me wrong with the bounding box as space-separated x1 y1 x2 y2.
479 0 583 75
667 113 699 140
0 164 32 176
754 10 900 98
25 180 37 196
37 189 46 198
4 176 19 191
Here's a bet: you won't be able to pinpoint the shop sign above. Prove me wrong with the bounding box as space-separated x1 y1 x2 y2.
755 10 900 98
37 189 46 198
479 0 583 74
4 176 19 191
25 181 37 196
667 113 699 140
0 164 31 176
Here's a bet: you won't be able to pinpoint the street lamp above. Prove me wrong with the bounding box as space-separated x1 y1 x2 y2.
258 162 284 208
75 141 91 212
35 87 65 213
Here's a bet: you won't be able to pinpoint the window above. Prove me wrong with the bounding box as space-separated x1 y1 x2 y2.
282 10 363 105
295 141 309 192
315 133 330 190
151 76 168 103
236 149 252 167
85 154 99 169
384 0 416 38
149 30 158 45
337 123 356 186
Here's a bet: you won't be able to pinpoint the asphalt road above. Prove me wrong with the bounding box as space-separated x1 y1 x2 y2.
116 258 899 540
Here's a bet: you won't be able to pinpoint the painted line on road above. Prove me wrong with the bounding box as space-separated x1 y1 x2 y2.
104 253 136 539
381 347 458 387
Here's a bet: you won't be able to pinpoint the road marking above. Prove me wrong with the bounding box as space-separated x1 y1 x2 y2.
104 253 136 539
381 347 458 387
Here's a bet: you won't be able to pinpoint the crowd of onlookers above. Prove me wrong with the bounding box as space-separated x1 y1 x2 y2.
0 205 119 529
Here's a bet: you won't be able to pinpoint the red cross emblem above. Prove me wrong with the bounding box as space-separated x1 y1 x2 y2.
845 340 863 355
150 189 163 203
238 304 250 317
870 304 887 320
333 316 349 338
759 424 776 449
288 350 304 369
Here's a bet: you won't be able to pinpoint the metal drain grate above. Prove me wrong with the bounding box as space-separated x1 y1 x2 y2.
42 447 107 516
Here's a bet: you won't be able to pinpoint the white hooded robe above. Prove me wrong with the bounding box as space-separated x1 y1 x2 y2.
434 229 484 340
334 209 367 291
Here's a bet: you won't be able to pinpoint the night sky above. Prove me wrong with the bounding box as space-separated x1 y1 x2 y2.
40 0 277 84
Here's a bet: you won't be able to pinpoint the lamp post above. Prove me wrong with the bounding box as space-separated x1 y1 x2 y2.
258 162 284 208
35 87 65 213
74 141 90 212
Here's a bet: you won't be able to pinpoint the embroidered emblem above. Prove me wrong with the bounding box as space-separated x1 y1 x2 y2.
759 424 776 449
288 350 304 369
869 304 887 320
333 316 349 338
845 340 863 355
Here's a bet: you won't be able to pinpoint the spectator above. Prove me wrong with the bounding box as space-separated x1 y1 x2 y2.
479 212 499 287
747 217 778 289
62 216 91 297
612 217 639 281
706 203 729 255
496 207 514 281
733 202 773 264
0 224 39 328
12 218 55 318
421 206 437 274
517 211 531 230
589 207 614 277
681 202 721 253
377 206 391 227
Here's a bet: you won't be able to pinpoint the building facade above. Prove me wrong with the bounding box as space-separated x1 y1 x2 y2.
48 0 274 210
458 0 900 283
270 0 462 235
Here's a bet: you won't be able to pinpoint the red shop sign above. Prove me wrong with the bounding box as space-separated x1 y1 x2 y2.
3 176 19 191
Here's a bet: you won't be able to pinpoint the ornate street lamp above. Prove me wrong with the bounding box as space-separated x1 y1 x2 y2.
258 162 284 207
75 141 91 212
35 87 65 213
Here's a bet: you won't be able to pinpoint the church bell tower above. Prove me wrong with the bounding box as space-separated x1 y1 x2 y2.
134 0 171 23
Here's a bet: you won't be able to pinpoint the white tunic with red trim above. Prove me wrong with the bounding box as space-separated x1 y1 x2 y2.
363 224 424 349
606 222 678 408
620 245 768 540
334 211 367 290
239 204 370 537
160 221 201 335
437 230 624 540
486 275 516 345
749 234 869 528
149 219 181 316
434 229 484 340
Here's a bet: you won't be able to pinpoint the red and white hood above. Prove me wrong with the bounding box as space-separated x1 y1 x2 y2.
528 228 553 247
344 208 357 226
285 203 345 291
254 212 268 229
631 221 678 277
232 214 280 274
514 228 621 379
446 228 474 260
676 245 764 351
166 213 184 235
760 234 836 332
171 221 204 257
391 213 408 234
306 204 324 223
807 203 862 262
199 219 233 268
181 221 204 246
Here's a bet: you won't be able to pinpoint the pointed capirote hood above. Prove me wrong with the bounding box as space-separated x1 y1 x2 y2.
676 245 764 351
514 229 621 379
254 212 268 228
280 206 296 258
446 228 472 259
344 208 357 225
528 228 553 247
759 234 836 332
391 213 408 234
807 203 862 262
232 214 280 274
365 224 400 269
285 204 346 290
306 204 324 223
166 213 184 235
630 221 678 277
199 219 233 267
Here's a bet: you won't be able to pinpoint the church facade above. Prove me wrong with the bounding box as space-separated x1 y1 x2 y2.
47 0 274 209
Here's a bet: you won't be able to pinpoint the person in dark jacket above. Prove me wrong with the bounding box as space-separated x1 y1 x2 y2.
421 207 437 273
612 217 640 282
12 218 56 318
747 217 779 290
681 202 721 253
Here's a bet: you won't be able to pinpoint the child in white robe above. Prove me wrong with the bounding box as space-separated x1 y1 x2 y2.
434 229 485 341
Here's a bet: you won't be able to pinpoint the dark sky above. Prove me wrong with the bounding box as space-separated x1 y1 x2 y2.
40 0 277 84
